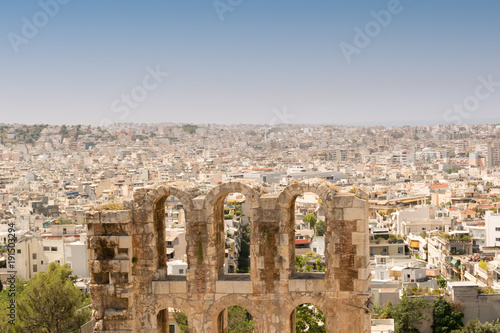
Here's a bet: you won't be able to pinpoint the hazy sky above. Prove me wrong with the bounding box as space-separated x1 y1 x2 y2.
1 0 500 126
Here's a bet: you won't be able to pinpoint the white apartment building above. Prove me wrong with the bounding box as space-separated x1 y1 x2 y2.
11 231 49 280
42 235 90 277
485 211 500 247
167 260 188 275
395 206 451 237
311 236 325 256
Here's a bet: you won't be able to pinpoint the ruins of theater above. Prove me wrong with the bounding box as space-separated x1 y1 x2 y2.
87 178 372 332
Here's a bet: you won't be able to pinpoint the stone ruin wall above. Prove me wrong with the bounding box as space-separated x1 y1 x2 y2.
87 178 372 332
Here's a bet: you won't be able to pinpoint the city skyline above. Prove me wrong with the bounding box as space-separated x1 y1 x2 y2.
1 0 500 126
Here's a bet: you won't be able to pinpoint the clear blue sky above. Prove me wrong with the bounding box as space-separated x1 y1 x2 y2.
1 0 499 126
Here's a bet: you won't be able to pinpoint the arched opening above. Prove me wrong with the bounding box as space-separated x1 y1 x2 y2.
217 306 254 333
154 193 188 278
292 192 326 276
157 308 189 333
291 303 325 333
164 196 188 276
214 192 250 277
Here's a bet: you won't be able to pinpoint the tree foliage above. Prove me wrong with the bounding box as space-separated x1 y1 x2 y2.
295 255 307 272
432 296 464 333
172 309 189 333
452 319 500 333
388 295 430 333
0 263 90 333
372 301 393 319
303 213 317 229
227 306 254 333
437 275 447 289
295 303 325 333
315 220 326 237
295 252 324 273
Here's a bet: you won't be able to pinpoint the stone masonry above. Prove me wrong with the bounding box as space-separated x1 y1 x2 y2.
87 178 371 332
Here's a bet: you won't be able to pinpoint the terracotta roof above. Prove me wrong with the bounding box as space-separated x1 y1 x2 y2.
430 184 449 189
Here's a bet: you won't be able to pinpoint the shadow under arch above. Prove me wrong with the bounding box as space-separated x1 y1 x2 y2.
203 180 265 278
141 182 201 274
276 178 336 278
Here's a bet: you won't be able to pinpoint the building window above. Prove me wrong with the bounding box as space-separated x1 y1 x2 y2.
51 247 57 252
43 246 50 251
17 249 21 254
33 253 37 260
496 228 500 232
179 269 184 274
496 238 500 242
33 265 37 273
63 228 67 235
169 324 175 333
41 261 44 265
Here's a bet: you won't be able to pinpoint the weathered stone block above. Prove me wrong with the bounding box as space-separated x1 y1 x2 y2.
351 232 366 245
334 195 353 208
306 279 325 292
289 279 306 292
101 210 132 224
152 281 169 294
343 208 364 221
170 281 187 294
233 281 252 294
216 281 234 294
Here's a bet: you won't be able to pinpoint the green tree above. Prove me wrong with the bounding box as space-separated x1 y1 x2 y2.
227 306 254 333
16 263 89 333
437 275 447 289
0 277 27 332
432 296 464 333
295 255 306 272
315 220 326 237
391 295 430 333
452 319 500 333
303 213 317 229
295 303 325 333
372 301 393 319
315 258 324 272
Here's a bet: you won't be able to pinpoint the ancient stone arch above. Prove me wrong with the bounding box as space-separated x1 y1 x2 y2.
87 179 371 332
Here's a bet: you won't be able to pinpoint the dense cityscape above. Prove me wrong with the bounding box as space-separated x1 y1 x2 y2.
1 122 500 332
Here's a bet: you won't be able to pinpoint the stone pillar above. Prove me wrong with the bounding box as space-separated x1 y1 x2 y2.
87 210 133 332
